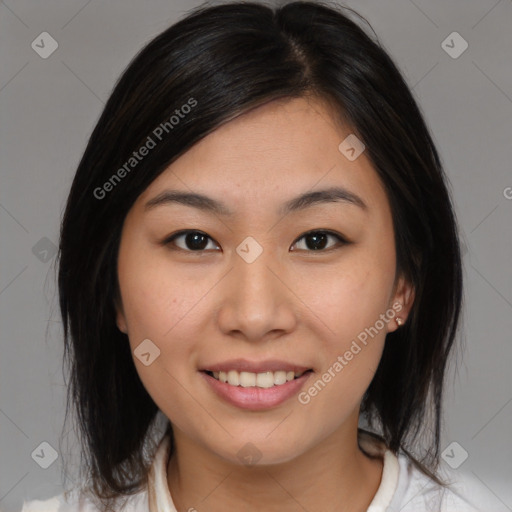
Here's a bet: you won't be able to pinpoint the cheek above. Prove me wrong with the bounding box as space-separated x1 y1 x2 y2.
116 248 209 409
297 246 395 410
296 262 391 432
300 251 395 338
117 249 208 424
118 243 206 342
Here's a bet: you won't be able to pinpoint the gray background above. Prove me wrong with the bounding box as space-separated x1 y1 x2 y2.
1 0 511 510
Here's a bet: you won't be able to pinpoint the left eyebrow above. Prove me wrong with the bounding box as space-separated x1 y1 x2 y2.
144 186 368 216
279 186 368 215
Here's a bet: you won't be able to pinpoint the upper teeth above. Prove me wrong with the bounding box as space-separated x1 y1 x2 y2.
212 370 304 388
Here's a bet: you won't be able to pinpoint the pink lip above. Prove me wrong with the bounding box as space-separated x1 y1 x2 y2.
200 358 311 374
200 370 313 411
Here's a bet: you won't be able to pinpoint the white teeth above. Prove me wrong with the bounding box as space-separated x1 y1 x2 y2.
227 370 239 386
274 370 287 385
209 369 307 388
256 372 274 388
239 371 256 387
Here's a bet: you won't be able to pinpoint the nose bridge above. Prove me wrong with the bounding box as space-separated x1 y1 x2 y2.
235 246 277 301
217 241 296 340
233 233 278 295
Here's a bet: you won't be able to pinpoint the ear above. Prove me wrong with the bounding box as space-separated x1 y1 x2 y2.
116 308 128 334
387 274 415 333
114 295 128 334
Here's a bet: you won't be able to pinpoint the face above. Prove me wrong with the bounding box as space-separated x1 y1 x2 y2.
116 96 413 466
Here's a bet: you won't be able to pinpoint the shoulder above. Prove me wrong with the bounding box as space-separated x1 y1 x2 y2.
20 488 149 512
387 452 485 512
21 495 62 512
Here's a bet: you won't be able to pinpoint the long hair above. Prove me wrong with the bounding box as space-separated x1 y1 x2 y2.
57 1 463 509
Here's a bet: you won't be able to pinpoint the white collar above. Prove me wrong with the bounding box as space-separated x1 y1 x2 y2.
147 430 399 512
147 431 174 512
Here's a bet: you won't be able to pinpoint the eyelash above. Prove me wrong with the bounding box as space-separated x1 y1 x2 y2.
162 229 349 254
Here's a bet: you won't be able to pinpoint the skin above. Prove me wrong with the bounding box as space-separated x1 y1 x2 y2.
116 95 414 512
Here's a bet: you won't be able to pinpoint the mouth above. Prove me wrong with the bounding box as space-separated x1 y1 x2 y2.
203 369 312 388
199 363 314 410
198 359 314 410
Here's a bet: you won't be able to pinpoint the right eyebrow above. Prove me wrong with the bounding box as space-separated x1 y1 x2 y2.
144 190 233 216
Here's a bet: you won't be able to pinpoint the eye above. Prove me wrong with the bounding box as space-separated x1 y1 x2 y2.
291 230 347 252
164 230 220 252
163 229 348 253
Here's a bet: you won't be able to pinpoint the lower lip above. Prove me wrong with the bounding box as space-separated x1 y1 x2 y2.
200 371 312 411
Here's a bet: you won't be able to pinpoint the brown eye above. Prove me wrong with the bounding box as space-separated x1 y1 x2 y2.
165 231 219 252
291 230 347 252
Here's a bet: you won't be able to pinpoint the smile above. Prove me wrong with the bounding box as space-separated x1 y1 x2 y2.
205 369 310 388
200 366 313 410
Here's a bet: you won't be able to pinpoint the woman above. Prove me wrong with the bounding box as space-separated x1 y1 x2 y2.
22 1 483 510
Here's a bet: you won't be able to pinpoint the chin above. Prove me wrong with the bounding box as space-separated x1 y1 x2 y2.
206 431 309 467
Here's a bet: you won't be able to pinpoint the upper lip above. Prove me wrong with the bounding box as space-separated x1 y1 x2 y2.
200 359 312 374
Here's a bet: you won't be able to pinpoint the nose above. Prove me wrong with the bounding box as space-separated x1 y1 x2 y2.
216 249 297 342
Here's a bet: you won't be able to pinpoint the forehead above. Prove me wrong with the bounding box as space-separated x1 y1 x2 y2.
137 96 388 216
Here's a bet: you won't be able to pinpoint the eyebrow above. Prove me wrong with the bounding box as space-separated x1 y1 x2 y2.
144 186 368 216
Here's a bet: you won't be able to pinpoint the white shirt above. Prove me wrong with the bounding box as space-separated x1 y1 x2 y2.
20 431 484 511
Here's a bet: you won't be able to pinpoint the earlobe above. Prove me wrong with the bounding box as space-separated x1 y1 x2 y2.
114 288 128 334
388 277 415 332
114 297 128 334
116 309 128 334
